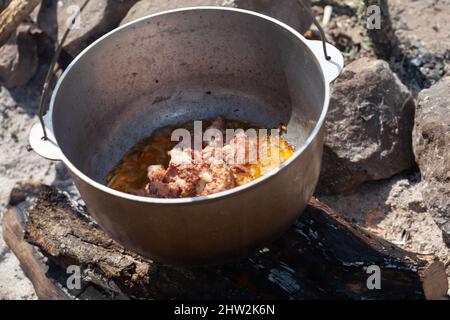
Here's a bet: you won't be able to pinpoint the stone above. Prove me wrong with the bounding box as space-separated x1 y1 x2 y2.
0 24 38 89
316 57 415 195
120 0 312 33
37 0 138 57
413 78 450 246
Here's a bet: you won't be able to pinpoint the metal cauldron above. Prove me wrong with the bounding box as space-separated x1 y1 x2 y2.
29 7 343 265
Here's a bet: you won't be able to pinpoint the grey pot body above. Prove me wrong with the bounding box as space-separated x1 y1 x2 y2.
31 7 343 265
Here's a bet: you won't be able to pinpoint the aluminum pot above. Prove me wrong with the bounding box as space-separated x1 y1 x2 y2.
29 7 343 265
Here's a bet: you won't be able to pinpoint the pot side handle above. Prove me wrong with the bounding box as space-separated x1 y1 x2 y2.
307 40 344 83
29 115 62 161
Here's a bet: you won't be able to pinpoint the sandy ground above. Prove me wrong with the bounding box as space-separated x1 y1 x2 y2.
319 173 450 263
0 69 57 299
320 174 450 296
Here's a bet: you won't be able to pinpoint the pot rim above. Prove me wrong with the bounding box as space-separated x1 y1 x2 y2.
49 6 336 204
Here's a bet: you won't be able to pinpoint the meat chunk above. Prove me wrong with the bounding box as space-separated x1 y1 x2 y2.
146 165 176 198
164 164 199 197
146 148 199 198
147 165 166 182
145 118 255 198
168 147 193 165
146 144 237 198
196 162 236 196
223 130 258 166
201 144 223 165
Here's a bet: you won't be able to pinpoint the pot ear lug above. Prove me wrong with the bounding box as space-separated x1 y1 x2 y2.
307 40 344 83
29 121 62 161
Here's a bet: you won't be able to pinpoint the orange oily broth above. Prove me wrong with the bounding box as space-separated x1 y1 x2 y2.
234 137 295 186
106 120 295 195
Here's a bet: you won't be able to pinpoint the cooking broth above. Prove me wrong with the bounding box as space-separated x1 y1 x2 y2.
106 118 295 197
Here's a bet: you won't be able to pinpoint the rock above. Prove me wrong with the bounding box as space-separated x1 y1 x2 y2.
37 0 138 57
316 57 415 195
0 24 38 89
413 78 450 246
120 0 312 33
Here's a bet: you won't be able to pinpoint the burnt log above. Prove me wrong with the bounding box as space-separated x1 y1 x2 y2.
2 183 448 300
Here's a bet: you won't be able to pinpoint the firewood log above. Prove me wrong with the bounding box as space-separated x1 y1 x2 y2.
2 183 448 299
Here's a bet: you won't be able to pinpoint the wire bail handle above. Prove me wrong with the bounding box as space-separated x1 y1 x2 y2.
296 0 331 61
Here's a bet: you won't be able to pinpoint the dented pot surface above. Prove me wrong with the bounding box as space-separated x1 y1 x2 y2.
30 7 343 265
